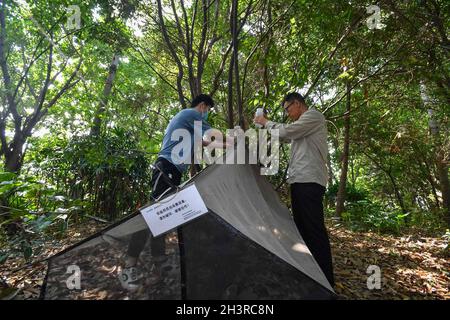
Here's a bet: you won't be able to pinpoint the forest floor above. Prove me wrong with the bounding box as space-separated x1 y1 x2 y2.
328 223 449 299
1 219 449 300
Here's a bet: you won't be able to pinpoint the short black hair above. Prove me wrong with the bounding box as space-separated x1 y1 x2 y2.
282 92 307 107
191 94 214 108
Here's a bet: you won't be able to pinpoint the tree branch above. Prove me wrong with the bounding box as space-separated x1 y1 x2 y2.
323 42 405 115
209 42 233 97
241 0 293 98
305 12 365 99
156 0 187 107
23 58 82 137
131 43 179 93
196 0 209 93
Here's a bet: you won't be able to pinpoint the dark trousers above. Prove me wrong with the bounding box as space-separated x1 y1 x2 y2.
290 183 335 287
127 158 182 258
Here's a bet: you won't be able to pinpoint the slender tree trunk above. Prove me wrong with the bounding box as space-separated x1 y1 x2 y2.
156 0 186 108
423 160 441 209
90 54 120 136
421 83 450 225
226 2 236 129
210 43 232 98
436 147 450 225
263 0 272 101
386 170 408 214
350 157 356 186
336 82 351 217
325 148 335 210
430 108 450 225
231 0 244 129
227 54 235 129
327 148 334 187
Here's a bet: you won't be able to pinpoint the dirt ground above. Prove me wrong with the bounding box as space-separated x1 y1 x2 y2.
329 223 449 299
1 219 448 300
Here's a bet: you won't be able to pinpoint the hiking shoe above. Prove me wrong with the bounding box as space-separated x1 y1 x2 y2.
119 267 142 292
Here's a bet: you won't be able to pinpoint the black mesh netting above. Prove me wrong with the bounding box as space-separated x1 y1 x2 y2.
181 212 334 300
42 230 181 300
42 212 334 300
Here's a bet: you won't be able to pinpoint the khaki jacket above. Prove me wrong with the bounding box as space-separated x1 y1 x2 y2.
265 108 328 187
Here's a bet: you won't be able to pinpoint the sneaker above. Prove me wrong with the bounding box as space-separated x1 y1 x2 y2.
119 267 142 292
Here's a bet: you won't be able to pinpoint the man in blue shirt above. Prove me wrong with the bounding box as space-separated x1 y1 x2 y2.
158 101 212 174
120 94 221 291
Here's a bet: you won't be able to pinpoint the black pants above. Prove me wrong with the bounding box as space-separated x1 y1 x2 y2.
290 183 335 287
127 158 182 258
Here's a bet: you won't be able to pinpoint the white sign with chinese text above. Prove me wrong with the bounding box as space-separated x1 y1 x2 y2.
140 184 208 237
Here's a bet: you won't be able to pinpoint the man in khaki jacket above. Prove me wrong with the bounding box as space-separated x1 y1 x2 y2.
254 92 334 287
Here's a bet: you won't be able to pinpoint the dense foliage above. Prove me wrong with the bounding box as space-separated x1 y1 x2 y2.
0 0 448 262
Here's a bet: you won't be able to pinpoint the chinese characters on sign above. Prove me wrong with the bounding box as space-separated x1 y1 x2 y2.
140 184 208 237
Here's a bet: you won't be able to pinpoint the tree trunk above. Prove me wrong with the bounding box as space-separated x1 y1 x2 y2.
336 82 351 217
436 147 450 226
327 148 334 187
386 170 408 214
263 1 272 101
227 53 235 129
90 54 120 136
156 0 186 108
423 160 441 209
4 140 24 173
421 83 450 225
231 0 244 129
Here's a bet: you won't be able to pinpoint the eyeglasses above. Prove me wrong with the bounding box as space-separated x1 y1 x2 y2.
283 101 295 112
